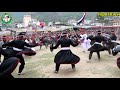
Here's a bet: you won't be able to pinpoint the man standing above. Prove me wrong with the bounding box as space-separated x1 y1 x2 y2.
110 30 117 41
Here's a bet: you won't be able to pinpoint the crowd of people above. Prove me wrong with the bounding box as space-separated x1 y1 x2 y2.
0 29 120 78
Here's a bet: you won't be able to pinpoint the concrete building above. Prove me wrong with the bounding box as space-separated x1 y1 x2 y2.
112 19 120 26
23 15 31 27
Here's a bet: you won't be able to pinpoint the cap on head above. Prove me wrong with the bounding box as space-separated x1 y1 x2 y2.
97 30 101 34
111 30 114 32
18 32 26 36
2 36 7 40
111 30 115 33
111 30 115 34
2 35 6 38
17 35 24 40
61 32 67 36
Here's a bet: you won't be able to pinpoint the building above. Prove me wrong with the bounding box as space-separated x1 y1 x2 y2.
23 15 31 27
67 19 77 26
84 20 92 25
16 23 24 28
112 19 120 26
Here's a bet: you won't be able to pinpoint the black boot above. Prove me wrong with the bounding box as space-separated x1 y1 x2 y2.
54 64 60 73
54 70 58 73
71 64 76 71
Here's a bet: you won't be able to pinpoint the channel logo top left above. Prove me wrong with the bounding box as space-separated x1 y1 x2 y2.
1 13 12 24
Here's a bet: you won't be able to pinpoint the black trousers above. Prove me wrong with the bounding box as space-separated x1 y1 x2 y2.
17 55 25 73
0 55 1 63
108 49 111 55
40 45 42 49
89 51 100 60
0 57 19 78
55 64 75 71
0 54 2 63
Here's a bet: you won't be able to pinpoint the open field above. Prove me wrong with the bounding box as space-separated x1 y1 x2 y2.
11 45 120 78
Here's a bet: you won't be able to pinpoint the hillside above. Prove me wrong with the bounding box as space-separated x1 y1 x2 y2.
0 12 97 23
30 12 97 23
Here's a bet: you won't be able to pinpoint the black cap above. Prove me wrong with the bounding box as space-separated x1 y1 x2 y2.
18 32 26 36
2 35 6 37
2 35 7 39
18 35 24 39
97 30 101 34
61 32 67 36
62 32 67 34
111 30 115 32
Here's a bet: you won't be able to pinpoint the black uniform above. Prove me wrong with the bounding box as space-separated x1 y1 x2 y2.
110 34 117 41
50 37 80 72
87 34 95 45
111 45 120 69
0 38 8 62
112 45 120 56
117 57 120 69
88 34 109 60
0 47 19 78
2 40 37 74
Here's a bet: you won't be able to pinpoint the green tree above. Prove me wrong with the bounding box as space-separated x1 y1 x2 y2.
96 14 105 23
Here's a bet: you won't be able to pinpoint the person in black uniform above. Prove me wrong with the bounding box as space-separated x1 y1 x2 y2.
2 36 8 44
2 35 38 75
0 36 8 63
117 57 120 69
110 30 117 41
111 45 120 69
102 32 119 56
88 30 109 62
50 32 80 73
0 47 20 78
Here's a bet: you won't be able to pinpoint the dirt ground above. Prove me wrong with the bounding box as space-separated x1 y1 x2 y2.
11 45 120 78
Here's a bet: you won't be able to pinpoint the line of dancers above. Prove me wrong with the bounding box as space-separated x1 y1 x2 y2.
0 30 120 78
50 30 120 73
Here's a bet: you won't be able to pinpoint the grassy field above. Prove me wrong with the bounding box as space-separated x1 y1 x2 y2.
11 45 120 78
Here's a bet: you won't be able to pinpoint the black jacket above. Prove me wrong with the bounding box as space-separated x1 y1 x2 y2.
90 35 105 43
2 40 37 49
51 38 79 49
110 35 117 41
